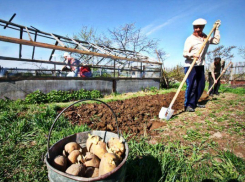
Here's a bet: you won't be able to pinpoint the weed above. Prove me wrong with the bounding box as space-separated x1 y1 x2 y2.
209 113 216 118
183 129 202 141
195 110 202 116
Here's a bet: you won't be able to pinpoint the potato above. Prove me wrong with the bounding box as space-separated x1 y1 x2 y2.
65 164 85 176
68 149 82 164
99 153 120 176
85 167 99 178
64 142 81 154
86 134 101 152
107 137 125 158
52 155 67 172
83 152 100 168
90 140 107 159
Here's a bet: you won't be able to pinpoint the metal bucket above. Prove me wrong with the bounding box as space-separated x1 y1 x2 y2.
45 99 129 182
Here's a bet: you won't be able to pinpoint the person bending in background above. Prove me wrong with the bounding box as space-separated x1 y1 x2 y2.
79 64 92 78
208 57 225 96
63 52 80 77
183 18 221 112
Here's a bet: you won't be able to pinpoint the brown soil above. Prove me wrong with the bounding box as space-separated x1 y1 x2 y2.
64 91 209 138
63 91 245 159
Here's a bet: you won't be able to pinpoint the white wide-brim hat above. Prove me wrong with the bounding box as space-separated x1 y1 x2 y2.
63 52 70 58
192 18 207 25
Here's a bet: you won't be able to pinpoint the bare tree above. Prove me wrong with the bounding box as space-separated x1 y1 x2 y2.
206 45 236 64
69 26 111 65
238 47 245 59
155 49 167 68
108 23 159 54
74 26 97 42
156 49 168 88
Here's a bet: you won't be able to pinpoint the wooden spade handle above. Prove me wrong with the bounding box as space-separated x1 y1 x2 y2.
168 20 220 109
207 61 233 94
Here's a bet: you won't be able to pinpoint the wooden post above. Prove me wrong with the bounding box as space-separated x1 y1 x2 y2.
19 27 23 58
159 64 162 78
112 79 116 93
32 31 37 60
141 62 143 78
114 59 116 78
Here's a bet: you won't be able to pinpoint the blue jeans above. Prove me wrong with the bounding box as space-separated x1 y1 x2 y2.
74 67 79 77
184 66 205 108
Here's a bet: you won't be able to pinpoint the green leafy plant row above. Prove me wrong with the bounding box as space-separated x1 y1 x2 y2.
24 89 103 104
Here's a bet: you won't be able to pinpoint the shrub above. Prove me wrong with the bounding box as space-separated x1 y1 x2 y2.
25 90 47 104
24 89 103 104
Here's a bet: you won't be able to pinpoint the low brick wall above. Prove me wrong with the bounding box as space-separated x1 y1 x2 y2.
0 77 160 100
230 80 245 86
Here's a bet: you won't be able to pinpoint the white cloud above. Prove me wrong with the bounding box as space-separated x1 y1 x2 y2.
143 13 187 36
142 0 226 36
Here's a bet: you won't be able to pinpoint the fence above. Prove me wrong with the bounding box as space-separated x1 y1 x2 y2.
230 62 245 85
0 64 161 79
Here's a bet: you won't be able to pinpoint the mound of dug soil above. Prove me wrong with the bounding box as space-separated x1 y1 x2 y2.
64 91 209 138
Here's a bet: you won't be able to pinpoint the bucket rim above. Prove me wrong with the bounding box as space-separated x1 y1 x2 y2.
47 99 121 158
45 130 129 181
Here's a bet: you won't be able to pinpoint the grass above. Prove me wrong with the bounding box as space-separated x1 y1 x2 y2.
0 85 245 181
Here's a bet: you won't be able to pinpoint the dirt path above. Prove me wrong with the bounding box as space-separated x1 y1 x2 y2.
64 91 245 159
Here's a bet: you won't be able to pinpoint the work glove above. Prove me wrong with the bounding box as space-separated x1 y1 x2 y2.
215 20 221 29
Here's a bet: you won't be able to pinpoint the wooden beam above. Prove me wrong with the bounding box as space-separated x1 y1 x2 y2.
71 38 90 52
96 57 105 65
0 56 67 66
0 56 160 71
4 13 16 29
32 31 38 60
50 33 66 47
0 35 162 65
25 26 33 41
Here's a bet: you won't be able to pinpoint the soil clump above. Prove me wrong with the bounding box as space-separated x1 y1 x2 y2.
64 91 209 138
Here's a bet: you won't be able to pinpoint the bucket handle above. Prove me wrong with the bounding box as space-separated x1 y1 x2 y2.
47 99 120 158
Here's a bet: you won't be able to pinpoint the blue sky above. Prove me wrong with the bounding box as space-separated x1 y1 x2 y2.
0 0 244 69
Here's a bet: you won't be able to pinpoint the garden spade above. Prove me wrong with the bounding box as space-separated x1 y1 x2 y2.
207 61 233 95
159 20 221 120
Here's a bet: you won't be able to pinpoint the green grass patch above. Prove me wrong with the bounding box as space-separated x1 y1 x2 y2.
220 85 245 95
0 86 245 181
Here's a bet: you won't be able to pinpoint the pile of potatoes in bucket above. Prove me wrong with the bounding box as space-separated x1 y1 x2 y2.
52 134 125 178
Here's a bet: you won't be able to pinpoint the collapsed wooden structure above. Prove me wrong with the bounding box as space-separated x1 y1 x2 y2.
0 14 162 78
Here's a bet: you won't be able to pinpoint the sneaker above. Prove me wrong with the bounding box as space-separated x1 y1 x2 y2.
197 104 205 108
186 106 195 112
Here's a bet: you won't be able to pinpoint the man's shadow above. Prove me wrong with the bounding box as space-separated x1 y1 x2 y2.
202 180 239 182
125 155 162 182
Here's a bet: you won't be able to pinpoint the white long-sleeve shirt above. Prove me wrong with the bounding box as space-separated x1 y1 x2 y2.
183 29 220 67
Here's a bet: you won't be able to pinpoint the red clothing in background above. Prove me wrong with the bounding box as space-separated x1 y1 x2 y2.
79 66 92 77
80 66 91 73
